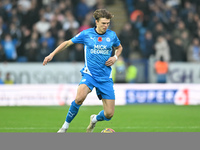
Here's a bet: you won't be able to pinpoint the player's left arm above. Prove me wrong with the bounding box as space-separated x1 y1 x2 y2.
105 44 123 66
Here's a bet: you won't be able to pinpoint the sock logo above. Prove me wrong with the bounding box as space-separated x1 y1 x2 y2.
68 111 75 117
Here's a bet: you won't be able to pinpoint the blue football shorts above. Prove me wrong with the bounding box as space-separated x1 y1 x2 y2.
79 74 115 100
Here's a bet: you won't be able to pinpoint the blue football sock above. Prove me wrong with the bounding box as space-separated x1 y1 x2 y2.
96 110 111 121
65 100 81 123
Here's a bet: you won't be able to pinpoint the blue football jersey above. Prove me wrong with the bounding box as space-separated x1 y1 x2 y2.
71 27 121 82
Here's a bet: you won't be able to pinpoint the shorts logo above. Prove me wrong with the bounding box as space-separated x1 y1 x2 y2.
98 37 102 42
81 79 86 82
106 37 110 42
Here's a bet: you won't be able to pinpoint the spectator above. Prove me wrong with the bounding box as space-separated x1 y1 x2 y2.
57 29 67 42
0 3 6 22
152 22 167 41
154 56 168 83
124 0 135 15
129 39 143 60
54 37 69 62
76 0 90 24
37 40 50 62
170 37 186 62
40 31 56 52
0 44 6 62
112 56 126 83
184 12 197 36
147 16 160 31
35 15 51 35
134 0 150 25
17 0 31 13
166 15 177 32
172 20 189 39
53 7 65 23
79 20 91 32
16 26 31 61
125 62 138 83
64 0 74 12
49 17 62 38
195 20 200 37
154 36 170 62
1 34 18 61
43 5 54 21
180 1 195 20
3 0 13 24
180 30 191 53
63 11 80 31
9 23 22 40
149 3 167 23
94 0 105 10
165 0 181 8
73 44 84 62
85 0 97 10
119 22 135 60
196 28 200 39
22 0 40 29
29 31 40 43
142 30 155 59
25 40 39 62
0 16 6 40
4 72 14 84
0 71 4 84
187 37 200 62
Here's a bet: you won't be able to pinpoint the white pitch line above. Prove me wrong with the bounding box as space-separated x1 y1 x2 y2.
0 126 200 130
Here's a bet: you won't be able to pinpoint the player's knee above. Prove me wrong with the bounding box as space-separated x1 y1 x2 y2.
75 97 85 105
104 112 114 119
75 95 86 105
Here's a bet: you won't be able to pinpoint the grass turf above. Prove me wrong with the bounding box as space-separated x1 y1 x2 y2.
0 105 200 132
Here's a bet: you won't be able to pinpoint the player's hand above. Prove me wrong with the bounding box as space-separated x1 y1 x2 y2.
43 54 54 66
105 56 117 66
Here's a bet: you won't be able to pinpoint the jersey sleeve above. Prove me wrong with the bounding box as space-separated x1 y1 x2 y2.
113 32 121 47
71 31 85 44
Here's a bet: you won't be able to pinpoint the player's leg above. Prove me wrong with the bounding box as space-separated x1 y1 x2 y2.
99 99 115 120
86 99 115 132
87 79 115 132
57 84 91 133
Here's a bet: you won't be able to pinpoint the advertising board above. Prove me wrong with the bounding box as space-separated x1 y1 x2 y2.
0 84 199 106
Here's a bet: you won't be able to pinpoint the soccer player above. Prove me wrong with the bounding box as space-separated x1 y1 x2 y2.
43 9 123 133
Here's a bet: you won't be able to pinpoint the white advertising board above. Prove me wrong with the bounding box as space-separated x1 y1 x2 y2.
168 63 200 83
0 84 199 106
0 62 84 84
0 84 126 106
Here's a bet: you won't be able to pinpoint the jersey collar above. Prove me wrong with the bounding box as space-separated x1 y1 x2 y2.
94 26 106 35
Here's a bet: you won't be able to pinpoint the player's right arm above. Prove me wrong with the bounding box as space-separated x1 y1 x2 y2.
43 40 74 65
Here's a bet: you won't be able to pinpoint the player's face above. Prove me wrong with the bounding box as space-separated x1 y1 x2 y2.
96 18 110 34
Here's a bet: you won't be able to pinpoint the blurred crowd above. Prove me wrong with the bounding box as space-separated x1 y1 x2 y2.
122 0 200 62
0 0 104 62
0 0 200 63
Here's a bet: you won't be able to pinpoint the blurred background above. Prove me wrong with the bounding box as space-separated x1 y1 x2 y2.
0 0 200 106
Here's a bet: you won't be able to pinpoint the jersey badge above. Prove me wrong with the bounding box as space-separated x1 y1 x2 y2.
106 37 110 42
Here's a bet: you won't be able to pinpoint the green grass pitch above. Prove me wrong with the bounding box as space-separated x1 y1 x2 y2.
0 105 200 132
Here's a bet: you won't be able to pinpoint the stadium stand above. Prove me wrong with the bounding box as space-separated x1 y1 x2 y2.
0 0 200 63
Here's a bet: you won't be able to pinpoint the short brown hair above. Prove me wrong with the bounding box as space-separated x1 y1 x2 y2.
93 9 114 21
